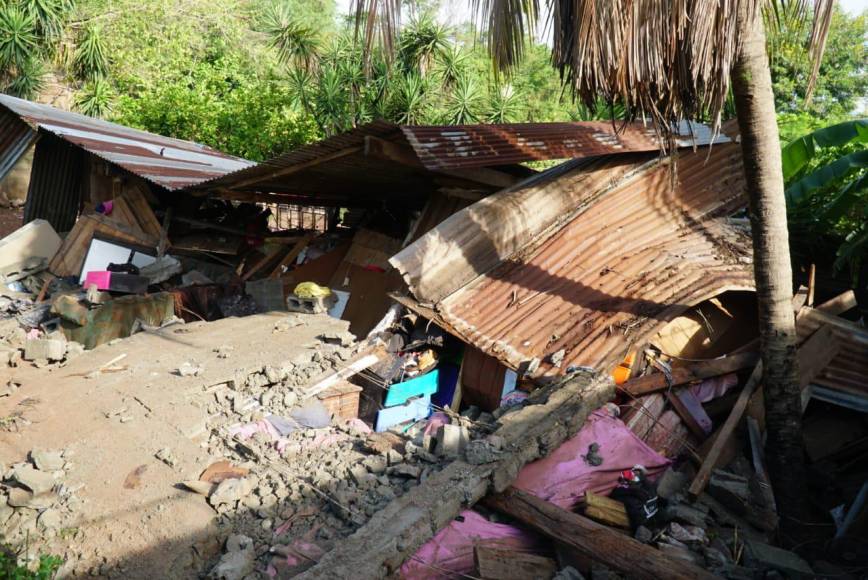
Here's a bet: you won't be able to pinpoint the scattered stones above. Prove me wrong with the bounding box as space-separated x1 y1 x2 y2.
742 540 814 577
209 478 253 508
388 464 421 479
209 534 255 580
154 448 178 468
465 435 504 465
175 362 204 377
581 442 603 466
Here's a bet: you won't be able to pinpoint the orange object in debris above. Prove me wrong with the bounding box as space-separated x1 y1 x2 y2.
612 352 636 385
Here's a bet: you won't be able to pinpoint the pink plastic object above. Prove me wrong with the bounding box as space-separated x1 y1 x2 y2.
83 271 112 291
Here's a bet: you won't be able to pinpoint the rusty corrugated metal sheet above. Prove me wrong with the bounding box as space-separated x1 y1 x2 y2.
24 133 85 232
401 120 729 170
797 311 868 400
393 143 755 377
0 93 252 191
0 108 37 183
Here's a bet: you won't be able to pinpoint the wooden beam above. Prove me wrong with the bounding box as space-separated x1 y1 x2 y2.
815 290 857 316
227 146 362 191
298 372 614 579
689 323 843 498
807 263 817 307
364 136 519 189
474 545 557 580
688 362 763 498
483 488 717 580
584 491 630 528
269 234 314 279
210 189 365 208
620 351 759 397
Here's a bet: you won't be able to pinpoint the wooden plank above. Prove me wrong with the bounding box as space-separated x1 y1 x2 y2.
242 246 289 282
474 545 557 580
620 351 759 397
121 186 162 238
797 325 841 412
269 234 314 279
690 322 842 497
483 488 717 580
228 146 363 191
815 290 857 316
584 491 630 528
807 263 816 307
688 362 763 498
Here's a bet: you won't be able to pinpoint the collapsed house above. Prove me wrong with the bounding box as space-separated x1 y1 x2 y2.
1 95 866 579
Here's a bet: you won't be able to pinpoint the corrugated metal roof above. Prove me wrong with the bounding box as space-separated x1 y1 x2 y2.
192 120 728 198
401 120 729 170
190 121 403 194
392 142 755 377
0 93 253 191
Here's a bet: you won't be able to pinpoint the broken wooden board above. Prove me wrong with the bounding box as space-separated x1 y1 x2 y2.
484 487 717 580
297 371 614 579
620 351 759 397
584 491 630 528
474 545 558 580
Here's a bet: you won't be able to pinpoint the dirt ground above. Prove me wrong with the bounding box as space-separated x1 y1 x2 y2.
0 206 24 239
0 312 357 578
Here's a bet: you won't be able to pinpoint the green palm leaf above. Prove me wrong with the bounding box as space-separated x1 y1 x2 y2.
782 119 868 181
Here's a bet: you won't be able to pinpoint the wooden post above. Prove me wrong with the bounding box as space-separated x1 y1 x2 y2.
620 351 758 397
483 488 717 580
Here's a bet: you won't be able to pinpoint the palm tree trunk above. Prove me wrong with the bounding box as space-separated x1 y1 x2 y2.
731 5 805 542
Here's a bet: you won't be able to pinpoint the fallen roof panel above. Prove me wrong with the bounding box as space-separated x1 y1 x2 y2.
391 142 755 377
401 120 729 170
0 93 253 191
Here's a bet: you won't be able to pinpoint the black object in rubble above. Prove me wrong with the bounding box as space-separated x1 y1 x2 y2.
610 472 663 532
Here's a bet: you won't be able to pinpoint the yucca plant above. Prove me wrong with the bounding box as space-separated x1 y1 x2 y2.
261 1 320 71
485 83 520 123
434 43 467 88
20 0 74 42
0 5 38 69
5 54 46 98
391 72 428 125
75 77 113 117
397 12 449 75
73 24 108 79
446 74 482 124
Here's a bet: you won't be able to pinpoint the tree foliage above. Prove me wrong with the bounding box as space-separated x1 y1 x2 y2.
784 120 868 280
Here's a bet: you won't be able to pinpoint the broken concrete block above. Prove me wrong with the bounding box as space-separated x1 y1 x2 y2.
434 424 469 459
24 338 66 362
64 341 85 360
708 470 751 515
743 540 814 578
10 464 55 494
663 502 709 527
209 478 253 507
30 449 64 472
209 534 254 580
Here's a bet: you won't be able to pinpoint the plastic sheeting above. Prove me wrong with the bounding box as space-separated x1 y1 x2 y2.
399 510 546 579
401 408 671 578
514 408 671 510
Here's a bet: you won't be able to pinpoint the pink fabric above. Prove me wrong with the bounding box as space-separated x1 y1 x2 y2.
228 420 281 442
402 408 670 578
423 412 450 436
514 408 670 509
690 373 738 403
400 510 544 579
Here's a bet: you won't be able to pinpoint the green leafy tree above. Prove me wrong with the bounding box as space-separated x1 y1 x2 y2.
784 120 868 279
